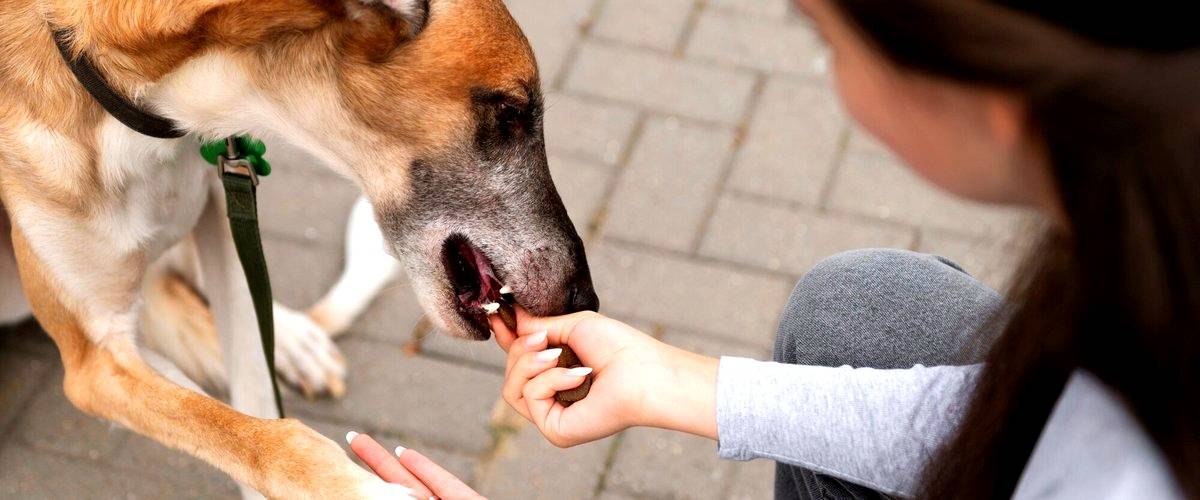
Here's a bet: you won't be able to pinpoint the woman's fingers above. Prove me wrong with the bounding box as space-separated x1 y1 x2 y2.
521 367 594 442
501 343 557 421
505 329 548 374
346 432 432 499
489 312 516 352
397 447 484 500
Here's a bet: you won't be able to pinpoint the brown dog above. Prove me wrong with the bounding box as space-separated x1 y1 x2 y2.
0 0 597 497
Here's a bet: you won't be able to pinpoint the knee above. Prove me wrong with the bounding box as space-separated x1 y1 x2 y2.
772 249 978 366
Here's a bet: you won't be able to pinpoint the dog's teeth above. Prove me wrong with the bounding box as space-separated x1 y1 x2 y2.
499 285 513 295
482 302 501 314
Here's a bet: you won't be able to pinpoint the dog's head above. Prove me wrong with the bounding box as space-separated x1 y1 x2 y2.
64 0 598 339
312 0 600 340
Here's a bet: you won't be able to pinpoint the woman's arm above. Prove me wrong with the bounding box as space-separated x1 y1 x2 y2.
497 310 980 498
716 358 980 497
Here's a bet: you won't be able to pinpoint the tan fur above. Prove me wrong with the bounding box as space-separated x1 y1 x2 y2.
1 0 539 496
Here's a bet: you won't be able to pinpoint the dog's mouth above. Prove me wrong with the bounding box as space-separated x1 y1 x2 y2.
441 234 506 340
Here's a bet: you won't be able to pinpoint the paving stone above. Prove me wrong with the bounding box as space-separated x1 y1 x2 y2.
0 349 52 433
420 330 508 372
918 230 1025 293
345 280 428 345
551 154 616 231
505 0 598 83
110 434 238 497
708 0 796 19
607 427 731 500
0 444 203 500
687 9 825 76
604 118 736 251
827 132 1030 240
699 195 915 275
545 93 639 167
478 425 614 499
258 162 360 248
14 372 129 461
592 0 696 51
566 42 756 124
660 330 770 360
263 235 344 308
590 242 793 347
727 459 776 499
727 77 847 206
286 339 502 453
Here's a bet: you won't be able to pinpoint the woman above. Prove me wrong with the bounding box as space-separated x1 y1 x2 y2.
351 0 1198 497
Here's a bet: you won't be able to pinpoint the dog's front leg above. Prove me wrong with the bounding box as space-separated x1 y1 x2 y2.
8 202 410 500
193 178 279 423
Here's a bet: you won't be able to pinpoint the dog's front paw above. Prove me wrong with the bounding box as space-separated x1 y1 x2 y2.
255 419 414 499
273 304 348 399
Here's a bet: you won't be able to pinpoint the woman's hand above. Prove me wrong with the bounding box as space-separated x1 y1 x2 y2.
347 431 483 500
491 309 718 448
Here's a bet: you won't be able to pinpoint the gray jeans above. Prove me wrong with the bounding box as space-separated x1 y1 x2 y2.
771 249 1006 500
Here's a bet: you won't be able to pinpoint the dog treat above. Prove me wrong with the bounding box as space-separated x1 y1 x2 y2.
553 345 592 406
488 287 592 406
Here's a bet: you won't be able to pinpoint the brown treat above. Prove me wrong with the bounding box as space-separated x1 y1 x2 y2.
498 302 518 333
554 345 592 406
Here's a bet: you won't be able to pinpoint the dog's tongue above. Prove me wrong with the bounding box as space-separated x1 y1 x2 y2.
475 253 503 303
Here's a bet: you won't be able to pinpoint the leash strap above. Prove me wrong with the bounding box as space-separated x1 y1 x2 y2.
219 139 286 418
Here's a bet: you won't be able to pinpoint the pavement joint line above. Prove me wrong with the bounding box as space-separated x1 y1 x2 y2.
549 0 607 91
570 37 760 78
689 70 768 255
591 430 627 499
549 89 744 131
717 186 1029 247
586 111 649 240
564 87 751 128
672 0 706 57
602 234 805 284
814 126 853 211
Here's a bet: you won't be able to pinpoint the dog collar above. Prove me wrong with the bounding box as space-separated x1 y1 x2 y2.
50 28 185 139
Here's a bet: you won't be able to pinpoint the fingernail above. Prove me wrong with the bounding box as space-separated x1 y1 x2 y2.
394 444 406 457
566 367 593 377
536 348 563 362
524 331 548 347
345 430 358 445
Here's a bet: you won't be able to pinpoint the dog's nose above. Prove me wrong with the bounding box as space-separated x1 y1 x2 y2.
566 273 600 313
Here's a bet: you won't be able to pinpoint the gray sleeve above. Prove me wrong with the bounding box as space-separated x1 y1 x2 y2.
716 357 981 498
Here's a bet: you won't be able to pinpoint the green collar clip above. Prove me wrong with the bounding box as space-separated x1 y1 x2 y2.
200 136 272 177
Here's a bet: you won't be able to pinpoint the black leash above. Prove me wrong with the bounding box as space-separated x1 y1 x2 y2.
50 27 285 418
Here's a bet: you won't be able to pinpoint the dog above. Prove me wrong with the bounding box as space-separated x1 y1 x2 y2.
0 0 598 497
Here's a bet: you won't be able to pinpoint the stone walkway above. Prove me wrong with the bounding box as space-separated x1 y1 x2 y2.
0 1 1031 498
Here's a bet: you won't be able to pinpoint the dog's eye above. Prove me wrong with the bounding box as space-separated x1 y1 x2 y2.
496 101 525 127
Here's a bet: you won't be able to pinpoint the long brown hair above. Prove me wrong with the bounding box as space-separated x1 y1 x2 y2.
826 1 1200 497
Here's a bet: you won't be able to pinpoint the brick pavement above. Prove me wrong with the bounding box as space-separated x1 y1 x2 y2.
0 1 1031 498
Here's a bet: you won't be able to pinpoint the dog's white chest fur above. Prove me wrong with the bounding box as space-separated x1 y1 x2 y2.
93 118 210 260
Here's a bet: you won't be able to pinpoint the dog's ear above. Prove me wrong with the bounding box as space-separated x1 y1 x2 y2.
357 0 430 36
341 0 430 61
